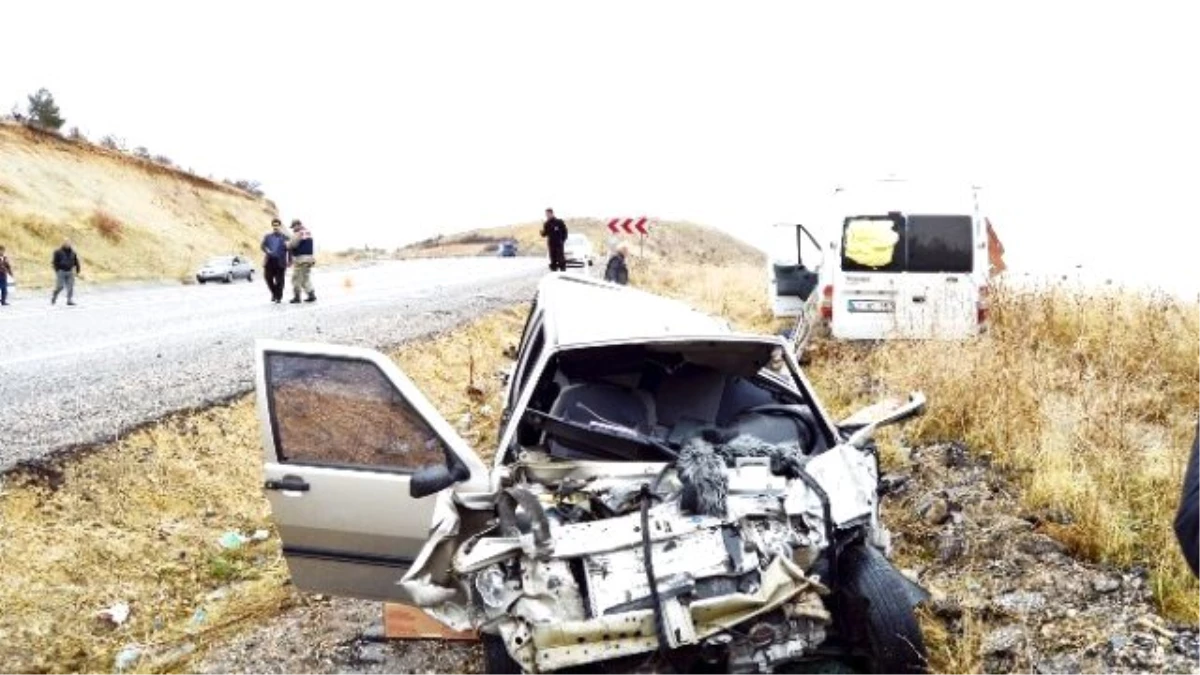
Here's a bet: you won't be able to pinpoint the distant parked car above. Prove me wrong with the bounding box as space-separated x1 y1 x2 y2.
196 255 254 284
498 239 519 257
563 233 595 269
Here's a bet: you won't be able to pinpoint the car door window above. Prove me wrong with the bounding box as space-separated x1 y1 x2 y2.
265 352 449 473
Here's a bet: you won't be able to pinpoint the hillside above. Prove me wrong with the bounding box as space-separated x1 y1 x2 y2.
398 217 766 267
0 122 277 288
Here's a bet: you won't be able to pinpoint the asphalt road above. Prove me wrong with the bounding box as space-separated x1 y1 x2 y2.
0 258 544 470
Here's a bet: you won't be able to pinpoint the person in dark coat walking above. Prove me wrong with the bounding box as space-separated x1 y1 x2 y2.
541 208 568 272
51 239 81 305
604 242 630 285
1174 424 1199 577
0 245 13 306
261 218 291 303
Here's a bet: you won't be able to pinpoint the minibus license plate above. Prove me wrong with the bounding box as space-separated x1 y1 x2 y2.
848 299 894 313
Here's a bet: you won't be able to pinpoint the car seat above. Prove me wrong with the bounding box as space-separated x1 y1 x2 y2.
724 404 824 455
546 383 657 460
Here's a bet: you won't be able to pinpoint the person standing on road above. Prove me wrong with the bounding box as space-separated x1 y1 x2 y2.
0 245 13 306
541 208 568 272
261 218 291 304
51 239 81 306
604 242 630 285
287 219 317 303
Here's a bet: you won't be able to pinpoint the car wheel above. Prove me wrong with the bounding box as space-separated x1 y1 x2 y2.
247 271 254 282
224 273 233 283
835 543 928 674
197 277 206 284
482 634 522 674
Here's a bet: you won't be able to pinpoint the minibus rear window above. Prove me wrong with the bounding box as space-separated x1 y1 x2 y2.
906 215 973 273
840 214 973 273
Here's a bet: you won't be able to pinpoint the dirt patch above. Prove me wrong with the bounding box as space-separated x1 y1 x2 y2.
196 596 481 674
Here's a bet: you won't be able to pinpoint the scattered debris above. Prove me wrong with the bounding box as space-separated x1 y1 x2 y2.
190 607 207 627
113 645 141 672
97 602 131 626
250 529 270 542
994 591 1048 616
218 531 247 550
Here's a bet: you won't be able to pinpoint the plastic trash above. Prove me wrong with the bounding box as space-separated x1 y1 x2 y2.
114 645 141 672
218 531 247 550
190 607 207 626
98 602 131 626
250 529 270 542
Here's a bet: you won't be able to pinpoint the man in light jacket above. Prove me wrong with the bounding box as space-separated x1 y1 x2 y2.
287 219 317 303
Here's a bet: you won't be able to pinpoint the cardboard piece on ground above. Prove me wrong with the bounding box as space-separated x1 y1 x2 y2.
384 603 478 641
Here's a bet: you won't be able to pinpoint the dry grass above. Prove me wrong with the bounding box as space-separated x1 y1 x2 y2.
89 210 125 243
0 122 277 289
842 284 1200 622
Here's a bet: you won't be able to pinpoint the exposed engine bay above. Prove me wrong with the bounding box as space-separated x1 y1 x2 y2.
402 340 927 673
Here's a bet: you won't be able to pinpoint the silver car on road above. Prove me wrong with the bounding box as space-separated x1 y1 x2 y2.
196 255 254 284
254 274 930 674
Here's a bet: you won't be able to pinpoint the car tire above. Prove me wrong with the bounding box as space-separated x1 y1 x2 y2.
223 273 233 284
836 543 928 674
482 634 522 674
247 271 254 282
197 278 206 285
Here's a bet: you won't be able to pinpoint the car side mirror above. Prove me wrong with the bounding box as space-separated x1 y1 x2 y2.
840 391 927 449
410 460 471 499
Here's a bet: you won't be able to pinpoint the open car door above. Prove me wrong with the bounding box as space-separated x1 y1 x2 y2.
255 339 489 602
768 222 825 318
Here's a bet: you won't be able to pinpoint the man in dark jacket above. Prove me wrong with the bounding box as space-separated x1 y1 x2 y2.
540 208 568 272
51 239 81 306
1174 424 1199 577
0 245 13 306
604 242 630 285
261 218 291 304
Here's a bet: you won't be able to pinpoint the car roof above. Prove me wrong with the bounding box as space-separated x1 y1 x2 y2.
536 274 775 349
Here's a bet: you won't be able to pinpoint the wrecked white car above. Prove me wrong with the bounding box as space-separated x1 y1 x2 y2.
256 274 929 673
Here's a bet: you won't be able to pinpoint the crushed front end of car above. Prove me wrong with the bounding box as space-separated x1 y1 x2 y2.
404 420 929 673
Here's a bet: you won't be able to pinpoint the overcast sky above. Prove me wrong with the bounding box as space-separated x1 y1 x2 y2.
2 1 1197 294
